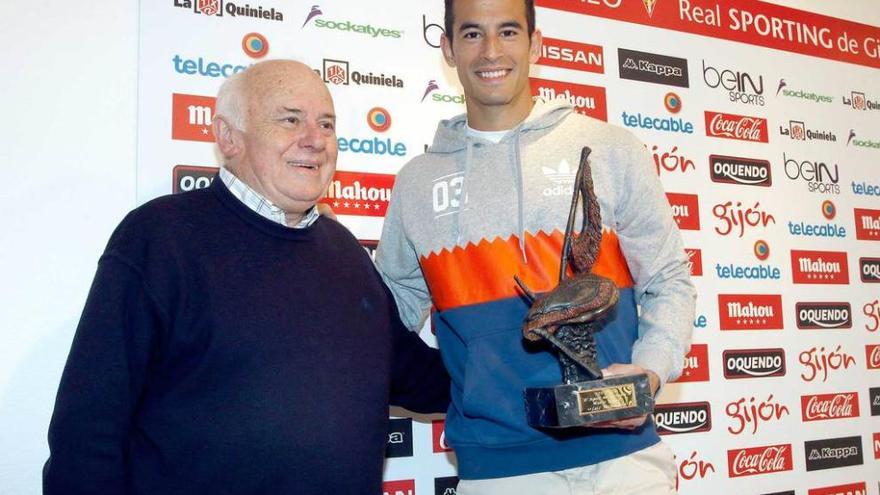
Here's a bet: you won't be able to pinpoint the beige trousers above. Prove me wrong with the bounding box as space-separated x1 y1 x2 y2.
456 442 677 495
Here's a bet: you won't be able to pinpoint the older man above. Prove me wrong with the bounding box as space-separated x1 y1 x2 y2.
43 60 449 494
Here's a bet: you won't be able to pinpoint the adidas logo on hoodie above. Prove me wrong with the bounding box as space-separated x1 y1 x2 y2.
542 159 576 196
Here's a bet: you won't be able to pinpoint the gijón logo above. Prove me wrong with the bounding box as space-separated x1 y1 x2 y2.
795 302 852 330
799 345 856 383
172 165 218 194
723 348 786 379
653 402 711 435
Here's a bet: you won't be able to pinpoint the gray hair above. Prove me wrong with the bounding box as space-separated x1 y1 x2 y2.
215 70 248 131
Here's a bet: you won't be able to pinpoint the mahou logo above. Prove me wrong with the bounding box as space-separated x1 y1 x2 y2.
791 250 849 284
431 419 452 453
537 37 604 73
172 93 216 142
672 344 710 383
860 257 880 282
653 402 711 435
705 111 769 143
874 432 880 459
727 444 793 478
854 208 880 240
666 193 700 230
795 302 852 330
808 482 867 495
529 78 607 121
709 155 772 187
172 165 218 194
685 248 702 276
321 171 394 217
801 392 860 422
723 348 786 379
866 344 880 370
383 480 415 495
718 294 783 330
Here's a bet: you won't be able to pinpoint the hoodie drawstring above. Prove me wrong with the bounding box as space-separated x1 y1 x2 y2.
512 131 527 264
454 138 474 245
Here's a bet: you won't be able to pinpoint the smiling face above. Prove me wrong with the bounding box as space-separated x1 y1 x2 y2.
216 61 337 224
441 0 542 130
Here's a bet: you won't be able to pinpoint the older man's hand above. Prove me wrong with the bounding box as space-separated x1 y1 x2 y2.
590 363 660 430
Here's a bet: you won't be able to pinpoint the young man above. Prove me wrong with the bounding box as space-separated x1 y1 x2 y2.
375 0 695 493
44 60 449 494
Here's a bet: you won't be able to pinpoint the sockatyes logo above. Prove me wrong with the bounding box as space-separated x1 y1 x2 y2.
303 5 402 38
775 79 833 104
421 80 465 104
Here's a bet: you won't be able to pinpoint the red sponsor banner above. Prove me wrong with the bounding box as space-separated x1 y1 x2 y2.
172 93 216 142
431 419 452 453
718 294 783 330
867 344 880 370
528 77 608 121
685 248 702 276
672 343 709 383
537 37 604 73
874 432 880 460
320 171 395 217
536 0 880 69
704 111 769 143
791 250 849 284
854 208 880 241
727 444 793 478
666 193 700 230
383 480 415 495
808 482 868 495
800 392 860 421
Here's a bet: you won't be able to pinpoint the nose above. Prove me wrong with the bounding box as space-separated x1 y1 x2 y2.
298 121 326 151
481 34 502 60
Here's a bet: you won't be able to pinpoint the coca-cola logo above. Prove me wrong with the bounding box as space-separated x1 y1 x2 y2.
666 193 700 230
321 171 395 217
795 302 852 329
709 155 772 187
718 294 783 330
653 402 711 435
705 111 769 143
432 419 452 453
672 344 710 383
804 436 863 471
808 482 867 495
790 250 850 285
726 394 790 435
727 444 793 477
860 257 880 283
800 392 860 421
799 345 856 382
685 248 702 276
866 344 880 370
854 208 880 240
723 348 786 379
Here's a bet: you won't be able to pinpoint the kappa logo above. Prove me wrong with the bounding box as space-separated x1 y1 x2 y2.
385 418 413 458
618 48 689 88
542 159 576 196
434 476 459 495
804 436 863 471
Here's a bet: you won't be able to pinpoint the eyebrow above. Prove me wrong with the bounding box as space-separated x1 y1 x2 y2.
281 107 336 121
459 20 524 31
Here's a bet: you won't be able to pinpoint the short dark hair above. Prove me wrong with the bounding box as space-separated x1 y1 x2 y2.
444 0 536 46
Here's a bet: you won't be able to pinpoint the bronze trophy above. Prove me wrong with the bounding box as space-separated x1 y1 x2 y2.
514 147 653 428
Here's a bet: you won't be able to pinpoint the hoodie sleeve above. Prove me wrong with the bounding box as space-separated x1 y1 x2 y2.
375 176 433 331
612 132 696 387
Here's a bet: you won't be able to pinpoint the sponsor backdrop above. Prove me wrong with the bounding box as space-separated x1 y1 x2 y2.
139 1 880 494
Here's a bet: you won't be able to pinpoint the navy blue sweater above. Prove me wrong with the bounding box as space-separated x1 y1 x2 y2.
44 179 450 494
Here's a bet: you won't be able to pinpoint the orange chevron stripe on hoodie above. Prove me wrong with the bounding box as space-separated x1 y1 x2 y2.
419 230 634 311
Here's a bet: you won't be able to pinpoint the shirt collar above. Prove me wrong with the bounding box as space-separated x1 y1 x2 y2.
219 167 320 229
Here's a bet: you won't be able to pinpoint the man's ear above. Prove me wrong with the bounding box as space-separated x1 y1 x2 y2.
440 33 456 68
528 28 543 64
213 116 240 158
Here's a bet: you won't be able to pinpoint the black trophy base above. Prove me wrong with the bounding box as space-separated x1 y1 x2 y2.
524 373 653 428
